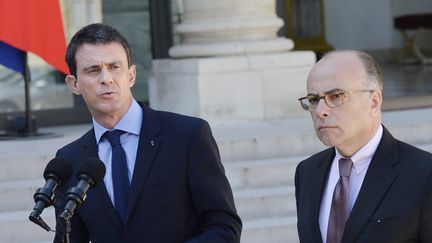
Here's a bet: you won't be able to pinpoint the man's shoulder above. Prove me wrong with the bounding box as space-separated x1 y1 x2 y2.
57 129 94 155
148 107 209 132
298 147 334 169
396 139 432 165
153 109 204 124
381 126 432 161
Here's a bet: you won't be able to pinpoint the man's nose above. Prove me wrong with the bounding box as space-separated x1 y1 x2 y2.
100 67 113 84
313 98 329 118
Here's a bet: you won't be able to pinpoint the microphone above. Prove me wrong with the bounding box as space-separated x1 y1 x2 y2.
59 158 106 226
29 157 73 231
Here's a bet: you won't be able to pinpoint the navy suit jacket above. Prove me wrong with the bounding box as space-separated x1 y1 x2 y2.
53 105 242 243
295 127 432 243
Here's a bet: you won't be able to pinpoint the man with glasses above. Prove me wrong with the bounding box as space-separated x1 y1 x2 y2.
295 50 432 243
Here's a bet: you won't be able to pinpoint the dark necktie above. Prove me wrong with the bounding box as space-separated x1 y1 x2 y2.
104 130 130 224
327 158 353 243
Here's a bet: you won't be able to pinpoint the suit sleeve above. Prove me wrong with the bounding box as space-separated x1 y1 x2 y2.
294 163 301 214
185 120 242 243
421 173 432 242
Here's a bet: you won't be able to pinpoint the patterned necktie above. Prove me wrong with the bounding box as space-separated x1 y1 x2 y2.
104 130 130 224
327 158 353 243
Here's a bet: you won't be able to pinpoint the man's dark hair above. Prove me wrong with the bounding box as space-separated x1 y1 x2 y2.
65 23 132 76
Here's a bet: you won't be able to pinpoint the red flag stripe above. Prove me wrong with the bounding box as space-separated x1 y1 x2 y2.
0 0 69 74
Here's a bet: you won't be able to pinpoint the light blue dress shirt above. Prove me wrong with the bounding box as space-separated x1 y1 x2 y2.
93 99 143 206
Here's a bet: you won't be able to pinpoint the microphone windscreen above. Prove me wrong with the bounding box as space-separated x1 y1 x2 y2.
43 158 73 185
77 158 106 187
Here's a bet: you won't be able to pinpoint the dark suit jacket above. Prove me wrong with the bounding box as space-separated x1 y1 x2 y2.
53 105 242 243
295 127 432 243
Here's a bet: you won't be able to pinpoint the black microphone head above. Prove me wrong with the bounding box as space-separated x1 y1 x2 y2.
76 158 106 187
43 158 73 185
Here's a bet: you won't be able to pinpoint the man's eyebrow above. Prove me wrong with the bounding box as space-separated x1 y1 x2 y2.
106 61 122 66
83 65 101 72
83 61 123 71
307 88 346 96
324 88 345 94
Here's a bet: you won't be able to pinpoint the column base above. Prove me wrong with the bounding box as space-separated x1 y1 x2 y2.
149 51 316 124
169 38 294 58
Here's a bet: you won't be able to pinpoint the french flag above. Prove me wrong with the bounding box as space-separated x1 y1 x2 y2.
0 0 69 75
0 41 25 74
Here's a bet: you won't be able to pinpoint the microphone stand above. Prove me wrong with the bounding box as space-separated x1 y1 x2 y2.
59 207 75 243
60 217 71 243
59 185 83 243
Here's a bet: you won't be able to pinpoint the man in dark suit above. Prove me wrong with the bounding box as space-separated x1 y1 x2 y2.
295 50 432 243
53 23 241 243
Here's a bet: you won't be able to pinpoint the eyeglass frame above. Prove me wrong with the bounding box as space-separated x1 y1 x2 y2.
298 89 376 111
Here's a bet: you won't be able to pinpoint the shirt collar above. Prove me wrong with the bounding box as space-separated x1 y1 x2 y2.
334 125 383 174
93 99 143 143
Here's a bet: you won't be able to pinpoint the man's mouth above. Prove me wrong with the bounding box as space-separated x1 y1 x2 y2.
101 91 116 97
318 125 336 131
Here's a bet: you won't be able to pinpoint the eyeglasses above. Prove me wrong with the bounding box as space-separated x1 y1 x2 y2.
298 89 375 111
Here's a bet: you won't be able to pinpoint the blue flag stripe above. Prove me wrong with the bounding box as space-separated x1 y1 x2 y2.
0 41 25 74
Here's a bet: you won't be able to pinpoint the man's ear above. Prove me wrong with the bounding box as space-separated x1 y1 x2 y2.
128 65 136 88
370 90 382 116
65 75 82 95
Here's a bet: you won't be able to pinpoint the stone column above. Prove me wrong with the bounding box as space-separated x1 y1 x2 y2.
150 0 315 124
60 0 103 41
169 0 293 57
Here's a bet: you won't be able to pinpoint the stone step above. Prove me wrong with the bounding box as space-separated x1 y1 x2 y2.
1 109 431 179
3 139 429 189
0 157 48 182
1 177 297 222
6 110 431 166
0 108 430 243
242 216 299 243
0 208 55 243
381 108 432 146
214 118 326 162
234 185 296 221
213 108 432 161
225 156 304 190
225 139 432 191
2 208 300 243
3 141 431 215
1 124 89 162
0 179 43 213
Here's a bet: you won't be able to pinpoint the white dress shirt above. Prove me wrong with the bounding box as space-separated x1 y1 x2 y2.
93 99 142 206
319 125 383 243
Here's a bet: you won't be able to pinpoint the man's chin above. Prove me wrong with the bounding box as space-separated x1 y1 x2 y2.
317 135 336 147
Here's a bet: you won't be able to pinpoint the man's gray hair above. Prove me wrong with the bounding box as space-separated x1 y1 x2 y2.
323 50 384 92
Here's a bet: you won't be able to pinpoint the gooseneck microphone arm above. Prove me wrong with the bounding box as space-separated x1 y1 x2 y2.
59 175 93 224
29 174 60 231
29 158 72 232
57 158 106 243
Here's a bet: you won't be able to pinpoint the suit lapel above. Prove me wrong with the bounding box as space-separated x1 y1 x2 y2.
310 149 335 242
125 106 161 223
82 129 124 230
343 127 399 242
